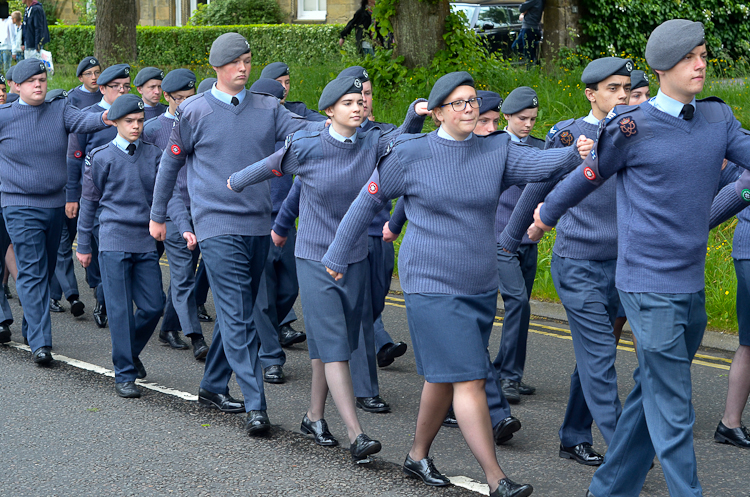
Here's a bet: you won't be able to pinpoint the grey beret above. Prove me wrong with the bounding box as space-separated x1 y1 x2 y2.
427 71 474 111
76 56 100 77
13 58 46 84
5 65 12 82
501 86 539 115
134 66 164 87
318 76 363 110
197 77 217 94
630 70 650 91
337 65 369 83
477 90 502 115
646 19 705 71
260 62 289 80
97 64 131 86
209 32 251 67
108 93 145 121
250 78 285 100
0 73 5 86
581 57 633 84
162 68 196 93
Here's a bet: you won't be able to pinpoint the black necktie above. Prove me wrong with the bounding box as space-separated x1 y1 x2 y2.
681 104 694 121
344 138 352 143
126 143 136 156
231 96 239 106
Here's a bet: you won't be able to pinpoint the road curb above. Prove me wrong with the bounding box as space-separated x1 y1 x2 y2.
389 278 739 354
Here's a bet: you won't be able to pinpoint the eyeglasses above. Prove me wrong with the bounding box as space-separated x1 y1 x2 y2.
105 83 132 91
81 70 101 78
441 97 483 112
167 93 189 104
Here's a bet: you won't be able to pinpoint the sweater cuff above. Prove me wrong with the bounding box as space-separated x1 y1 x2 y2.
538 204 559 228
497 231 522 254
150 209 167 224
76 243 91 255
320 255 349 275
272 221 291 238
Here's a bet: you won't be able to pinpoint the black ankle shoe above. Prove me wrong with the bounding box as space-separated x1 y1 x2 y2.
403 454 450 486
350 433 381 462
49 299 65 313
714 421 750 448
4 283 12 299
197 304 213 322
442 407 458 428
490 478 533 497
93 301 108 328
300 414 338 446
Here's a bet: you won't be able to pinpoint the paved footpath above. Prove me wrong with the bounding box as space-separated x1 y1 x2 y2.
1 262 748 496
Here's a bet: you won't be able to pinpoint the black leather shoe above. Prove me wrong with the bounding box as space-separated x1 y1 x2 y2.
714 421 750 448
115 381 141 398
198 388 245 413
68 298 85 317
279 324 306 347
490 478 533 497
263 365 285 384
586 491 596 497
32 346 53 365
4 283 12 299
93 301 108 328
191 337 209 360
246 410 271 436
300 414 338 446
356 395 391 413
0 323 10 344
560 442 603 466
501 379 521 404
403 454 450 486
159 330 189 350
50 298 65 313
350 433 381 461
377 341 407 368
442 407 458 428
197 304 213 322
518 381 536 395
132 356 147 379
494 415 522 445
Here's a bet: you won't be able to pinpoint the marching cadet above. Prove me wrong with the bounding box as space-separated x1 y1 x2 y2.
142 68 209 360
134 66 167 121
0 73 6 104
76 94 170 398
5 65 18 102
67 56 101 109
629 69 651 105
66 62 132 329
0 58 112 362
260 61 327 121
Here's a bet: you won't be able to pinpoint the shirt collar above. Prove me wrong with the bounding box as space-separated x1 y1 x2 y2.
18 96 28 106
142 101 154 108
503 126 527 143
583 110 600 125
112 134 139 152
78 84 92 94
98 98 112 110
210 83 245 106
437 125 473 141
649 89 697 119
164 110 175 119
328 125 357 143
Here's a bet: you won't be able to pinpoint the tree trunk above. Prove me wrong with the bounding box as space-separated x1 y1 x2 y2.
95 0 137 66
392 0 449 69
541 0 581 64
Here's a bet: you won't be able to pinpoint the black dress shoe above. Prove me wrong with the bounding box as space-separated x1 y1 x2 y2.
159 330 189 350
198 388 245 413
50 298 65 313
115 381 141 398
69 299 85 317
714 421 750 448
403 454 450 486
0 323 10 344
279 324 306 347
490 478 533 497
4 283 12 299
246 410 271 436
586 490 596 497
191 337 209 360
442 407 458 428
377 341 407 368
493 415 522 445
197 304 213 322
501 379 521 404
132 356 147 379
356 395 391 413
93 301 108 328
32 346 53 365
350 433 381 462
263 365 285 384
559 442 604 466
300 414 338 446
518 381 536 395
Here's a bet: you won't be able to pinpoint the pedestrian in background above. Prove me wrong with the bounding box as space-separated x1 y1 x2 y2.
21 0 48 61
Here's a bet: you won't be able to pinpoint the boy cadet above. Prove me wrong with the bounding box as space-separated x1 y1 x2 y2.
66 63 132 329
4 65 18 102
134 66 167 121
505 58 632 466
531 20 750 496
142 68 209 360
68 56 101 110
493 86 544 406
76 94 170 398
260 61 327 122
629 70 650 105
0 72 6 104
0 58 112 362
149 33 323 435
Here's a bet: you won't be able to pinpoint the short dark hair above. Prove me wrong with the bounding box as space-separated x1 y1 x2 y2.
586 82 599 91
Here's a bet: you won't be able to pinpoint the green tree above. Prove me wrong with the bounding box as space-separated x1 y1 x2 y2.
191 0 284 26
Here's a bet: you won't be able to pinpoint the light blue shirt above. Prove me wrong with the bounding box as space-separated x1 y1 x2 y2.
504 126 527 143
18 96 28 106
328 125 357 143
649 89 696 119
164 110 175 119
78 84 92 94
437 125 473 141
211 83 246 106
98 98 112 110
583 110 600 125
112 135 139 153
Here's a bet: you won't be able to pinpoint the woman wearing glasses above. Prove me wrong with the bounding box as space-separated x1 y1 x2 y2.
322 71 593 497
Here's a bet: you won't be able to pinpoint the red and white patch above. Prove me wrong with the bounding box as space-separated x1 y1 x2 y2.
271 169 282 177
73 150 83 159
368 182 378 194
584 167 596 181
171 144 181 155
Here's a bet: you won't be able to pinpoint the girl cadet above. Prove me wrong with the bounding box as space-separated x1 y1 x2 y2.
322 71 592 497
227 76 428 462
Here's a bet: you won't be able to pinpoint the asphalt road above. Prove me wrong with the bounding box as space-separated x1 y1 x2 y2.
1 261 749 496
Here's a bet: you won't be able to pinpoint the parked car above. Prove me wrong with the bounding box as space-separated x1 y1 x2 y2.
451 1 539 59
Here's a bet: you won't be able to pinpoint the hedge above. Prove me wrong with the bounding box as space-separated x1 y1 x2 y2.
47 24 344 67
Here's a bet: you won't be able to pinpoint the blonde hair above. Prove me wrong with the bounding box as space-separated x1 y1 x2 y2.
11 11 21 22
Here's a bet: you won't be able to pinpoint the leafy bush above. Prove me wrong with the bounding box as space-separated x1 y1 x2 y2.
190 0 284 26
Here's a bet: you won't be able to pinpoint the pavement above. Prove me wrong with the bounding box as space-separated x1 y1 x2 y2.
1 262 749 496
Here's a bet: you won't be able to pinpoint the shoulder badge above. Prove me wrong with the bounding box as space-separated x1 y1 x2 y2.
559 130 574 146
547 125 557 138
618 116 637 137
285 134 292 150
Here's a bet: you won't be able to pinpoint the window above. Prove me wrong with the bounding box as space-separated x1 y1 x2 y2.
298 0 326 20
